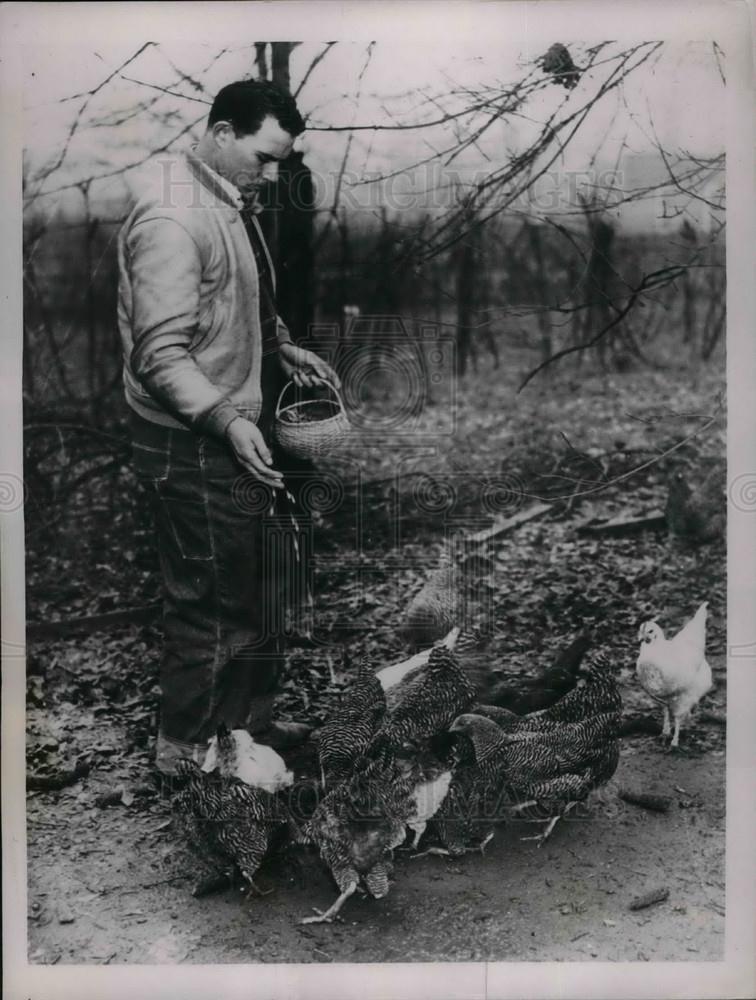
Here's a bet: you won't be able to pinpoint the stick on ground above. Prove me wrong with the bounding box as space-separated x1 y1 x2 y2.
619 788 672 813
629 887 670 911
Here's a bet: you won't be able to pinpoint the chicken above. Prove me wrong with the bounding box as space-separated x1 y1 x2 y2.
395 747 455 851
541 43 581 90
299 750 419 923
173 724 293 896
425 653 622 852
364 646 476 761
401 545 493 649
419 759 497 859
665 467 725 543
469 651 621 734
377 626 460 698
526 651 622 724
173 757 287 897
380 625 489 713
636 601 713 747
482 631 591 713
202 723 293 792
447 707 621 847
314 656 386 786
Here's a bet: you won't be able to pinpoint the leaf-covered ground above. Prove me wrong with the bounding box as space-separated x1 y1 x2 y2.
25 359 726 963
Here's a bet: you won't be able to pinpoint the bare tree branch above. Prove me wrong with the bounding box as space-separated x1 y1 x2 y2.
31 42 158 189
294 41 337 99
517 264 688 391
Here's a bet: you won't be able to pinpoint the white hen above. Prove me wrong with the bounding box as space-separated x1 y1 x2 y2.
202 726 294 792
636 602 713 747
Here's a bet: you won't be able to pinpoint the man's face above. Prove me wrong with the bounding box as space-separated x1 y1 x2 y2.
214 115 295 193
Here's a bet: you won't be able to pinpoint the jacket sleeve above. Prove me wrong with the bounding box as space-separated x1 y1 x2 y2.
126 215 241 439
276 316 293 346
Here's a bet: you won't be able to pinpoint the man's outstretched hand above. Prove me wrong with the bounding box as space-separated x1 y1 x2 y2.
225 417 284 490
225 345 339 488
279 342 340 390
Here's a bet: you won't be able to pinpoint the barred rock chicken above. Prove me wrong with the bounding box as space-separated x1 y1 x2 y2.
364 646 476 761
448 706 621 847
426 653 622 852
541 43 581 90
299 749 431 923
665 467 725 543
173 758 288 897
637 601 712 747
314 656 387 786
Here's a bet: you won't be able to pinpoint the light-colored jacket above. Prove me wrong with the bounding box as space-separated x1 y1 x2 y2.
117 150 291 438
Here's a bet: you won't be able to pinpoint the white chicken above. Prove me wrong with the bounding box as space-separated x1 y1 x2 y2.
636 602 713 747
202 726 294 792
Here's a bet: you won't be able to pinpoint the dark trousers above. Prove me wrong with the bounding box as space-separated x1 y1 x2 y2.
131 409 288 751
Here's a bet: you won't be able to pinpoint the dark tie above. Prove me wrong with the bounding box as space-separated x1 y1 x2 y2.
239 206 285 438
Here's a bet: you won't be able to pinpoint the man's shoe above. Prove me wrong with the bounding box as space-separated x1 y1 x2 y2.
251 721 312 750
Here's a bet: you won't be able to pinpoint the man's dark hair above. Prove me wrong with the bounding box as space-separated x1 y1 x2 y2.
208 79 305 137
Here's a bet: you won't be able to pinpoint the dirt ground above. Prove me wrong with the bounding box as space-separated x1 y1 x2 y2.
24 366 727 965
27 689 725 965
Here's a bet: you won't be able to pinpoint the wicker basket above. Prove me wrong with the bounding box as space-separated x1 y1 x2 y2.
273 379 351 460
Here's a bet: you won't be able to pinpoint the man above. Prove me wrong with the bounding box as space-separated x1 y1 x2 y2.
118 80 337 775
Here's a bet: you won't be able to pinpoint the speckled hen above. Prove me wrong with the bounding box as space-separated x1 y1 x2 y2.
448 700 621 847
362 646 476 768
299 751 421 923
315 657 386 786
173 758 287 896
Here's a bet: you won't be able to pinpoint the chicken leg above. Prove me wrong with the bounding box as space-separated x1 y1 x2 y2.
670 715 681 749
242 878 274 899
299 882 357 924
521 802 578 847
398 825 426 852
411 831 494 859
661 706 671 739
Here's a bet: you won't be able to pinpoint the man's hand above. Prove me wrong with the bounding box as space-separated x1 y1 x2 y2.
225 417 284 490
279 342 340 390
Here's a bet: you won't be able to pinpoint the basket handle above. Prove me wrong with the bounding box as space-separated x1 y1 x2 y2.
275 378 345 419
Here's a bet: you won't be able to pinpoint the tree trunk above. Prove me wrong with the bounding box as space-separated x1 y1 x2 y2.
455 228 479 375
259 41 314 344
271 42 297 92
254 43 269 80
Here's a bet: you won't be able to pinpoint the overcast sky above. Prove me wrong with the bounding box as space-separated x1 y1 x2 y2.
15 3 728 230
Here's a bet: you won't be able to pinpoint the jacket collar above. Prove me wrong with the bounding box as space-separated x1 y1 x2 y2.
185 149 249 211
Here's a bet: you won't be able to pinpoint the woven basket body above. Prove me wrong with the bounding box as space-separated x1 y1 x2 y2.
274 380 350 460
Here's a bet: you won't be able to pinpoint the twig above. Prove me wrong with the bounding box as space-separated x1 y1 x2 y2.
619 788 672 813
577 512 667 537
119 74 211 104
518 266 687 391
467 502 552 543
26 603 161 639
629 887 670 911
699 710 726 726
27 759 90 792
519 405 722 504
294 42 337 100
